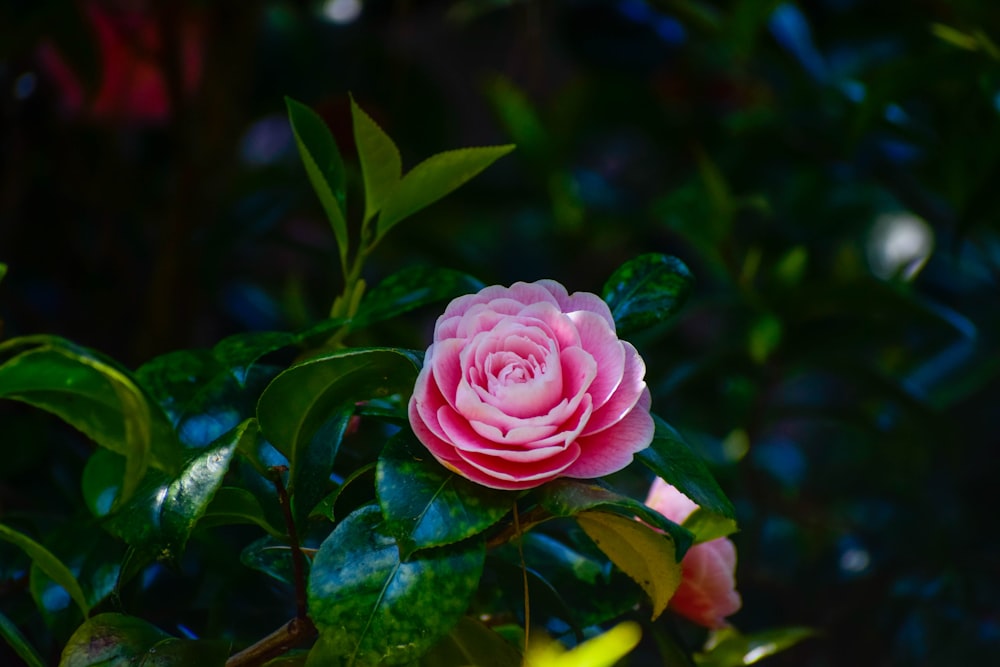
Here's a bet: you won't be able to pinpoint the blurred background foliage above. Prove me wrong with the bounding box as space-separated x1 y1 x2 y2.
1 0 999 665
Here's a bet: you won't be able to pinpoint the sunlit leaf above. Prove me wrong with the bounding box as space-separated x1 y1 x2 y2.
0 524 89 617
101 422 247 558
637 416 735 519
376 145 515 239
536 478 693 559
351 95 402 224
524 621 642 667
695 625 817 666
286 96 349 269
683 508 738 544
603 254 695 337
307 504 484 666
377 430 514 558
576 511 683 620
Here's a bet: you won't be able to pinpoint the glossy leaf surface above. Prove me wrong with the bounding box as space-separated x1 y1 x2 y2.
307 504 484 666
59 613 170 667
602 253 694 337
257 347 421 469
637 416 735 519
377 430 513 558
576 511 683 620
695 626 817 666
351 265 484 330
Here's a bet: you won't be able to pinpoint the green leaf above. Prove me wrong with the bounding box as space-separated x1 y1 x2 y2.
0 336 180 504
307 504 485 666
257 347 421 470
0 262 6 284
0 523 90 617
536 478 693 559
684 507 738 544
377 430 514 558
376 145 516 239
419 616 522 667
286 96 350 269
198 486 285 539
212 331 297 386
241 535 298 586
59 613 226 667
138 638 230 666
0 609 45 667
290 404 354 526
102 422 246 557
525 621 642 667
695 626 817 666
158 424 244 555
576 511 683 620
637 416 735 519
602 254 695 337
351 95 402 224
351 266 485 330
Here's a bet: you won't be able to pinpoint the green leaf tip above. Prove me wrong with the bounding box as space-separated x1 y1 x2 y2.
285 95 350 270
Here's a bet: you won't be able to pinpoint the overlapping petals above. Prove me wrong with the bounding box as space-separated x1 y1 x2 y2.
408 280 654 490
644 478 742 628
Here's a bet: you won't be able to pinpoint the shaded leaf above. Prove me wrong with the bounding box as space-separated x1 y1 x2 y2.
536 478 693 559
576 511 683 620
290 404 354 526
198 486 285 539
419 616 522 667
0 523 89 617
0 336 180 504
241 535 298 586
377 430 514 558
139 638 229 667
637 416 735 519
307 504 484 666
59 613 170 667
286 96 349 268
0 609 45 667
351 95 402 224
376 145 516 238
257 347 421 472
351 266 485 330
603 254 694 337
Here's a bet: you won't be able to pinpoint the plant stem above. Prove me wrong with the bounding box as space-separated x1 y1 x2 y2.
269 467 309 620
224 616 316 667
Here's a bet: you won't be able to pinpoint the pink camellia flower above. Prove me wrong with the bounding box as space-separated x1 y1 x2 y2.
645 478 742 628
408 280 654 490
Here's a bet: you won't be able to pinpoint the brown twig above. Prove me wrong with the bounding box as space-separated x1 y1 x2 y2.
269 466 309 620
224 616 316 667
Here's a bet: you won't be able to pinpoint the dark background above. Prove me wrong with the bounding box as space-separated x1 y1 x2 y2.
2 1 1000 664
